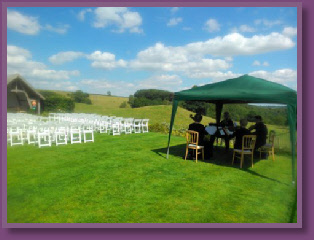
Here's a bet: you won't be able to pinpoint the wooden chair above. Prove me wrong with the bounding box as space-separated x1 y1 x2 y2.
232 135 256 168
185 130 204 163
258 132 275 161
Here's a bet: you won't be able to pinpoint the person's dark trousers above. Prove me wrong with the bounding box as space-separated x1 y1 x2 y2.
205 135 215 158
208 132 230 151
223 136 230 150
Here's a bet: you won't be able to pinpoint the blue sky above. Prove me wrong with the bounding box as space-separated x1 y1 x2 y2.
7 7 297 97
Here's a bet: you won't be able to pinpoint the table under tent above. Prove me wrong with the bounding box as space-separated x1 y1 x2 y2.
166 75 297 182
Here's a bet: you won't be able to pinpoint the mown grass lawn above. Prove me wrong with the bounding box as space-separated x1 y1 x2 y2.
7 132 296 223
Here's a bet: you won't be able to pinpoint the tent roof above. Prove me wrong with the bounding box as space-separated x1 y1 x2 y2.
174 75 296 107
7 74 45 100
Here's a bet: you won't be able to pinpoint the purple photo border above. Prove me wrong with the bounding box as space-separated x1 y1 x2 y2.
1 0 312 238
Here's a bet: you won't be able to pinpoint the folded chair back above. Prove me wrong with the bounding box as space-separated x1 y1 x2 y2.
186 130 199 146
242 135 256 151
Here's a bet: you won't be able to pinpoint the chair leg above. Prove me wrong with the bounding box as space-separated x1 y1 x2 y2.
272 148 275 161
259 150 262 159
251 153 254 168
185 146 189 160
202 148 204 160
195 149 198 163
232 151 235 165
240 153 244 168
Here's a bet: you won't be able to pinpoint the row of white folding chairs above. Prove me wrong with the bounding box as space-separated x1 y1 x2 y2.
49 113 101 123
98 118 149 135
7 123 95 148
48 114 149 133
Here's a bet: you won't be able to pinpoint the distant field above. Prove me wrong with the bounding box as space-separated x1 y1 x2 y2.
74 93 216 128
40 91 291 149
74 93 291 148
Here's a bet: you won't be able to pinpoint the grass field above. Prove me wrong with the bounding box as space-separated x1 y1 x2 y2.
74 94 291 149
7 132 296 223
7 93 296 223
75 102 216 129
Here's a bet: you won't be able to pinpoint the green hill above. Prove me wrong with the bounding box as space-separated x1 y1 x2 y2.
71 93 214 128
37 91 290 147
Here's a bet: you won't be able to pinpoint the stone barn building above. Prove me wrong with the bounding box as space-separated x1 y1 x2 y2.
7 74 45 114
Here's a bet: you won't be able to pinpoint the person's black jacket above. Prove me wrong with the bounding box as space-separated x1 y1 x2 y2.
233 127 251 149
188 123 206 146
250 122 268 149
219 118 234 131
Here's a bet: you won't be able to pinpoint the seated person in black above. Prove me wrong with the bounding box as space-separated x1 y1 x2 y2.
188 113 207 159
233 119 251 149
249 115 268 158
208 112 234 155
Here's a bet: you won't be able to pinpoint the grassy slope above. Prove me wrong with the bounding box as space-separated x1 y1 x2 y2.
7 92 296 223
74 94 216 128
7 132 296 223
74 94 289 141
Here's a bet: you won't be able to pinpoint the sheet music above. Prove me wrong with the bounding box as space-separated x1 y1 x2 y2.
205 126 217 135
225 129 233 135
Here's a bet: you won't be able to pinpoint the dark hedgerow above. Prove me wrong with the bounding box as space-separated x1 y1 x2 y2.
44 95 75 113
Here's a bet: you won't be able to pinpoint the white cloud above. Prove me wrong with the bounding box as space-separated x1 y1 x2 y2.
224 57 233 62
79 78 135 96
187 71 241 81
263 61 269 66
252 60 269 67
182 27 192 31
253 60 261 66
49 50 127 69
129 29 295 78
31 69 80 80
171 7 179 14
137 75 182 91
36 80 79 92
167 17 182 26
7 9 40 35
185 32 295 56
254 19 282 27
49 51 85 65
249 69 297 85
232 25 256 33
7 45 80 81
92 7 143 33
7 9 70 35
87 51 127 69
129 42 231 79
79 75 182 96
282 27 297 37
44 24 70 34
204 19 220 32
77 8 92 21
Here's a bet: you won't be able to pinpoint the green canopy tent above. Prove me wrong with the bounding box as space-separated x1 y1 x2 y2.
166 75 297 182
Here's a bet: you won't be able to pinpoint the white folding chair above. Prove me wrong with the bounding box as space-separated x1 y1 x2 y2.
70 124 82 144
124 118 133 134
133 119 142 133
141 119 149 133
83 124 94 143
9 125 24 146
37 125 52 148
27 125 37 145
55 125 68 146
112 122 120 136
99 119 109 134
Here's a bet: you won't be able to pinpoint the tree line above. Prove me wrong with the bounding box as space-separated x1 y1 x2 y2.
39 90 92 113
128 89 288 126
